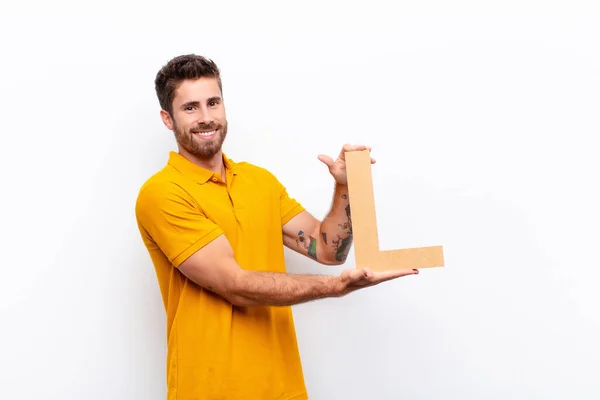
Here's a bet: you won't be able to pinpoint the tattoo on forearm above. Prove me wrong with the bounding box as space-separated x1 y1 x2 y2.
332 235 352 262
295 192 352 263
331 203 353 261
296 229 318 260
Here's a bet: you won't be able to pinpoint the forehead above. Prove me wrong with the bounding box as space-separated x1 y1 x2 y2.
173 77 221 105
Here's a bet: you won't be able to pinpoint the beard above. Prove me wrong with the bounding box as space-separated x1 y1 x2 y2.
173 119 228 159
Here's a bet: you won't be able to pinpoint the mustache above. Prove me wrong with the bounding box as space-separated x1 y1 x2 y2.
190 122 220 133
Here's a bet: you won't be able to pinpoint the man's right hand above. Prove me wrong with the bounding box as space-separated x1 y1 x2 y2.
334 267 419 296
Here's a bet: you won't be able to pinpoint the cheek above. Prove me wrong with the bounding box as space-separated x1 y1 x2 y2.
214 109 227 123
174 114 194 130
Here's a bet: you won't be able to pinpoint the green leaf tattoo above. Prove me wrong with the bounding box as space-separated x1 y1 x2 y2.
296 230 318 260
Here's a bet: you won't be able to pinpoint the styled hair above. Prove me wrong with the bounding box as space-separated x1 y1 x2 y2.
154 54 222 116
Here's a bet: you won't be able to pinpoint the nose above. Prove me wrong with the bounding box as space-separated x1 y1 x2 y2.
197 106 214 125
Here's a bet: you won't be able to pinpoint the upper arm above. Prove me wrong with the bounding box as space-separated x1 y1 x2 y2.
135 181 243 302
271 172 325 264
272 170 337 265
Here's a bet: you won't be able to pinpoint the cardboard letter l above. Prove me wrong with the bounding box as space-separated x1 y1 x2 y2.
344 149 444 271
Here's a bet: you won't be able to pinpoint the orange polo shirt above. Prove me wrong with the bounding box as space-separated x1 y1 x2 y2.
135 151 308 400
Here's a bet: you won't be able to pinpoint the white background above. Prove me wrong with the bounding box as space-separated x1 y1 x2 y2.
1 0 599 399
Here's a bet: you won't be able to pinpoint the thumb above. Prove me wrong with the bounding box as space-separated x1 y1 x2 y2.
341 268 371 283
340 268 362 283
317 154 334 169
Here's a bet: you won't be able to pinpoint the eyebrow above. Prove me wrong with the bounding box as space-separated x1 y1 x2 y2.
180 97 222 109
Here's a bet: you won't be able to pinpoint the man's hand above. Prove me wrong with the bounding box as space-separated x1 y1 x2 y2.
334 267 419 296
318 144 376 185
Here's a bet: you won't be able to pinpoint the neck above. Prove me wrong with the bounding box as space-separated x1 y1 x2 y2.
179 147 225 176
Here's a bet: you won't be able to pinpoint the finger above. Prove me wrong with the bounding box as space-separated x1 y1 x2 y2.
373 269 419 281
368 146 374 163
342 143 369 152
317 154 334 168
392 269 419 276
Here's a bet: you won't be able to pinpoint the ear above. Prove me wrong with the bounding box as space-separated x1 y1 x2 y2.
160 109 174 130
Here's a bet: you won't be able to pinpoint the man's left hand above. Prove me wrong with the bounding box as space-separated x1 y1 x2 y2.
317 144 376 185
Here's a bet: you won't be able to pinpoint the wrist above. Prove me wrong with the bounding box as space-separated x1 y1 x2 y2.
328 275 345 297
333 181 349 198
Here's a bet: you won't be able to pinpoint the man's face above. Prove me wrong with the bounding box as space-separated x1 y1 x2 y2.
162 77 227 160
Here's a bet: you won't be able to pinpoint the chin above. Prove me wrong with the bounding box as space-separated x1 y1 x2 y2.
189 143 223 159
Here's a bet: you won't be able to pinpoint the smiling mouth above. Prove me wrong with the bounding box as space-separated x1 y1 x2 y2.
193 129 218 139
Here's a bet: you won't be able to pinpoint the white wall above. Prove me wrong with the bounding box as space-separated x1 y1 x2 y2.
1 0 599 399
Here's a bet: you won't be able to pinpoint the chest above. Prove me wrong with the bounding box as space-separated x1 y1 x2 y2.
187 175 281 240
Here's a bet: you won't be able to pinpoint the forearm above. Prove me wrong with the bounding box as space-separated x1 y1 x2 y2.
318 182 353 263
230 270 339 307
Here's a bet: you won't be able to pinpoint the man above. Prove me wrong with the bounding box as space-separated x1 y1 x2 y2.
135 54 419 400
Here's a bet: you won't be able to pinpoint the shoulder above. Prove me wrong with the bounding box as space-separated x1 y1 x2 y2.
135 168 194 219
137 168 176 200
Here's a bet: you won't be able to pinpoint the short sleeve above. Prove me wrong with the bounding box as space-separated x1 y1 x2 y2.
135 181 224 267
275 177 305 226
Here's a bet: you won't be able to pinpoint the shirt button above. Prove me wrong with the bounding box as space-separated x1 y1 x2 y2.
211 177 218 182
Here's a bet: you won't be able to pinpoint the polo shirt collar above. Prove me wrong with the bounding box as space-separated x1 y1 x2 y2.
167 151 237 184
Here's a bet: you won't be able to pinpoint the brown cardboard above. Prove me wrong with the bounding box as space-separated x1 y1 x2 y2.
344 149 444 270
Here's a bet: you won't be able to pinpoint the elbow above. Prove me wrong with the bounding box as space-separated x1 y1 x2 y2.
227 294 256 307
218 287 252 307
225 291 262 307
222 270 257 307
221 286 247 307
320 259 344 266
317 253 348 266
222 291 244 306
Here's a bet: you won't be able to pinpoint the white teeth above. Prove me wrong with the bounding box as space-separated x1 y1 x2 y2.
197 130 216 136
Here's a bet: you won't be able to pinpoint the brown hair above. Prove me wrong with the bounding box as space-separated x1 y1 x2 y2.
154 54 223 116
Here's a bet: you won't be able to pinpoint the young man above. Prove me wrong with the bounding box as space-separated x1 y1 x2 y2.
135 54 419 400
